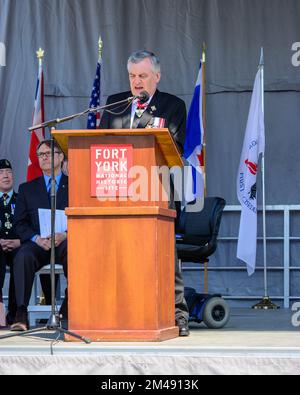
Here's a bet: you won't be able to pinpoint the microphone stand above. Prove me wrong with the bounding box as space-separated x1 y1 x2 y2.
0 98 135 343
28 96 136 132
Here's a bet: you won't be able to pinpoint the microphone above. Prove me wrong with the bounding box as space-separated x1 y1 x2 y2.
136 91 150 103
29 91 151 132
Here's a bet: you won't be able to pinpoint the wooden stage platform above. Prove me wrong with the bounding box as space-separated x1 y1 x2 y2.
0 309 299 375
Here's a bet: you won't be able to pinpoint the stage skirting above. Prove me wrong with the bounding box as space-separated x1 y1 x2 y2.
0 347 299 375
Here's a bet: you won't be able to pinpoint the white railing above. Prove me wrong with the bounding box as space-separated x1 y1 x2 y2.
182 205 300 308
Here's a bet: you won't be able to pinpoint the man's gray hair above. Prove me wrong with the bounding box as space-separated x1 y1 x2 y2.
127 50 161 73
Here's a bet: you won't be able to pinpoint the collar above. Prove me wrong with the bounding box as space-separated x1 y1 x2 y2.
0 189 13 204
0 189 13 200
43 172 63 187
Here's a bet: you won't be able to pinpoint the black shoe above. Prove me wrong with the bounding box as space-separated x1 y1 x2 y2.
176 317 190 337
6 312 16 326
37 319 49 325
10 307 29 332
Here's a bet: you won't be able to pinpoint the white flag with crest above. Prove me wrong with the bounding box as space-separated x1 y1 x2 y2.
237 66 265 276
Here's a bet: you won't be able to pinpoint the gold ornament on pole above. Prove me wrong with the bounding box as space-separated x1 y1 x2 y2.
36 47 44 66
98 36 103 61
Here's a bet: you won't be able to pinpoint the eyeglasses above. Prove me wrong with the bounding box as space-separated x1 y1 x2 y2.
37 151 61 159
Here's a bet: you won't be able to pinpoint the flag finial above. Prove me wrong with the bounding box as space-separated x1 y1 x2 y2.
36 48 44 66
98 37 103 61
202 42 206 63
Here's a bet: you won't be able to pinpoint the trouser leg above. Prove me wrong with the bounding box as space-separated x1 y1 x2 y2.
169 177 189 321
55 239 68 317
39 274 59 305
0 248 5 302
7 251 17 316
13 242 49 309
174 246 189 321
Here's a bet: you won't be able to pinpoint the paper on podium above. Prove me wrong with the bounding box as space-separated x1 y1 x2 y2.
38 209 68 238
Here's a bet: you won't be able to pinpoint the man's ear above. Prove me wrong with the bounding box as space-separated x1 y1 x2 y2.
156 72 161 84
60 153 65 166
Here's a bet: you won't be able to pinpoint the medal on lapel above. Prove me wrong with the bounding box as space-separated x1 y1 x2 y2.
4 213 12 232
135 101 148 118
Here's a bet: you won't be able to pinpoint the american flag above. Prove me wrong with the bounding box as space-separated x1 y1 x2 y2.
87 60 101 128
27 63 45 181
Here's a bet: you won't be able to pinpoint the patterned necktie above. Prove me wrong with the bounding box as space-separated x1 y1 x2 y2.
47 179 57 205
2 193 8 206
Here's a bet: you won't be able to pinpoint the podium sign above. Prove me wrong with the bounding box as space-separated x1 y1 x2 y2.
90 144 133 197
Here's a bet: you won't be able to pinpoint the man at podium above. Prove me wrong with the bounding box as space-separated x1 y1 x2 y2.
100 50 190 336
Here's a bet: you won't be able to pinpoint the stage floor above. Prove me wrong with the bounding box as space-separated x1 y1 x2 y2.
0 308 299 375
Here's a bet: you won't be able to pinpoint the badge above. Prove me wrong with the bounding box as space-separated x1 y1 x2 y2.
4 213 12 230
135 108 144 118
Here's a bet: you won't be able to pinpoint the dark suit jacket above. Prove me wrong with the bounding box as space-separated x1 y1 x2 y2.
100 90 187 153
14 175 68 243
0 191 18 239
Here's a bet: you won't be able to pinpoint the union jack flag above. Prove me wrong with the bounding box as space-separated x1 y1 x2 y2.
87 60 101 128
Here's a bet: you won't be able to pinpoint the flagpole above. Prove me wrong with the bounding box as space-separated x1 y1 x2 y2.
261 49 268 299
201 43 209 293
36 48 47 305
253 48 279 310
261 48 269 302
202 43 207 196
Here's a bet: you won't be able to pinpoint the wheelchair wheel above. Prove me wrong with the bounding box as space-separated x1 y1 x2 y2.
203 297 230 329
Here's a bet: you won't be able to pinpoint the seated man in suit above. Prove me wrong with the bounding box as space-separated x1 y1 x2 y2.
0 160 19 327
100 50 190 336
11 140 68 331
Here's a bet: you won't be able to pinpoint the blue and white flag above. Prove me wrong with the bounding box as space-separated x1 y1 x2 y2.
183 61 205 203
237 65 265 276
87 60 101 129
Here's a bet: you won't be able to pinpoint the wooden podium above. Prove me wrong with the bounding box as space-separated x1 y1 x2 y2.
52 129 183 342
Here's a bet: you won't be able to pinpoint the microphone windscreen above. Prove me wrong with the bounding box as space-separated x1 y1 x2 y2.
138 91 150 103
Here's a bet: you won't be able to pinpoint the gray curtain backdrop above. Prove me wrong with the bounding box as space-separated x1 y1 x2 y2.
0 0 299 305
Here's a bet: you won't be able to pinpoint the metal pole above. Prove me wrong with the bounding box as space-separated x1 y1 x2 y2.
49 131 57 325
202 44 209 293
260 49 268 298
253 48 279 309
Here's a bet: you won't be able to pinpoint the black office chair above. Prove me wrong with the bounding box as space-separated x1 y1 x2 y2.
176 197 226 293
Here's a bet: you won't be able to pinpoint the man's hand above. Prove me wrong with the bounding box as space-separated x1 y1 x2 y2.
54 232 67 247
36 236 51 251
0 239 21 252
